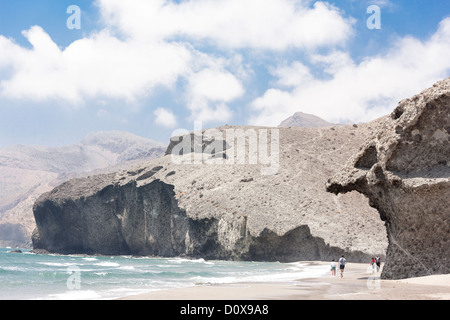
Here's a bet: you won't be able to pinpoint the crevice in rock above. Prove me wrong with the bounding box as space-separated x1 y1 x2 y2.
355 145 378 169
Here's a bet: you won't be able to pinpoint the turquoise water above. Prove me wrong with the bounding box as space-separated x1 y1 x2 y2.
0 247 328 300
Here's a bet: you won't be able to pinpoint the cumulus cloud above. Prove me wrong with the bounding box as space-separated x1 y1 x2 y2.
249 17 450 126
0 26 192 104
97 0 354 50
9 0 446 129
185 67 244 123
154 107 177 128
269 61 314 88
0 0 355 126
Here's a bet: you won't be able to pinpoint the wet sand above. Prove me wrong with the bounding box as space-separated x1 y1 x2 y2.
119 261 450 300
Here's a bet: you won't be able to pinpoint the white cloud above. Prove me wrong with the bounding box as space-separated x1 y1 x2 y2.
97 0 354 50
154 107 177 128
0 24 243 125
187 68 244 102
249 17 450 126
0 26 193 104
269 61 313 88
0 0 354 126
185 67 244 123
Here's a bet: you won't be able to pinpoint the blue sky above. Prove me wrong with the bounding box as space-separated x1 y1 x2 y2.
0 0 449 147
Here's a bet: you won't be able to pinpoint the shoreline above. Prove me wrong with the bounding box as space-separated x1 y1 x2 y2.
119 261 450 300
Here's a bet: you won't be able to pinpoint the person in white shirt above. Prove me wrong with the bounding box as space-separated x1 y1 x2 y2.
330 259 337 276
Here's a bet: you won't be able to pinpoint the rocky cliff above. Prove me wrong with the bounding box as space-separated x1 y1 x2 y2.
33 123 388 262
327 78 450 279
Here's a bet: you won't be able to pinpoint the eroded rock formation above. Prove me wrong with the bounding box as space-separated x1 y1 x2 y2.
33 123 388 262
327 78 450 279
32 175 352 260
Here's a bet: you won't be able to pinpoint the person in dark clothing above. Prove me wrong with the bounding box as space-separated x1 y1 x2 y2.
339 255 346 278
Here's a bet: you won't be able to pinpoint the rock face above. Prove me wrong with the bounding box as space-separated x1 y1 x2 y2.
327 78 450 279
32 175 189 256
33 124 388 262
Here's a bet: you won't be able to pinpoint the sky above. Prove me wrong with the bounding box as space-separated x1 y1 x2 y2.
0 0 449 147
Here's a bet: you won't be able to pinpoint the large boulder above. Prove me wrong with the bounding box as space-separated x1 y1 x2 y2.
327 78 450 279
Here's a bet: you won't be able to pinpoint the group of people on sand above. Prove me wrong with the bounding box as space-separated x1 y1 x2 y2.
370 256 381 273
330 255 347 278
330 255 382 278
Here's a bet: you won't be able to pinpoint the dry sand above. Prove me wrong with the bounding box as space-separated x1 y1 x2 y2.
120 262 450 300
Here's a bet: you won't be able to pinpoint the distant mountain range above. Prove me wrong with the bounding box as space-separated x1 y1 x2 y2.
0 131 166 247
279 112 334 128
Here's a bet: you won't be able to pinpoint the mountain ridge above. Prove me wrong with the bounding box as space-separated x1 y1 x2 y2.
0 131 166 247
278 111 334 128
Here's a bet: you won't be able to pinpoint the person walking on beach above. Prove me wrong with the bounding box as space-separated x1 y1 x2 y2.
370 257 376 273
339 255 346 278
375 256 381 272
330 259 337 276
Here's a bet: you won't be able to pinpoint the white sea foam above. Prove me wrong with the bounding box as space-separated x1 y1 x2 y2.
82 257 98 262
168 258 212 264
1 266 23 272
189 264 328 285
1 247 331 300
38 262 78 267
119 266 135 271
95 261 120 267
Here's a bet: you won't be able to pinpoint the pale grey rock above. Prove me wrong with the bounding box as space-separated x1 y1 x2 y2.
279 112 333 128
33 124 388 262
327 77 450 279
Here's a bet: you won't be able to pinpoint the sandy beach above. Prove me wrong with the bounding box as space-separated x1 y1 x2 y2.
120 261 450 300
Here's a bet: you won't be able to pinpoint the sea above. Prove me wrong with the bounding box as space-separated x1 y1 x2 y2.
0 247 329 300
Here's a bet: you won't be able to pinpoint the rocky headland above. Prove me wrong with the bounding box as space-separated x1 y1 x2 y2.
32 122 388 262
327 77 450 279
